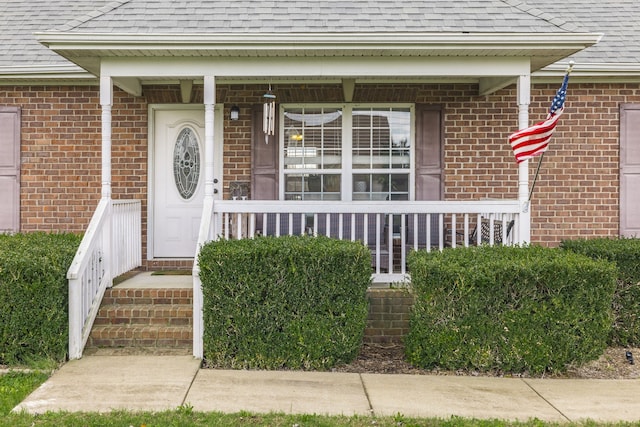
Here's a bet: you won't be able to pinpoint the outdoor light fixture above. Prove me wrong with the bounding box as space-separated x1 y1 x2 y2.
230 105 240 121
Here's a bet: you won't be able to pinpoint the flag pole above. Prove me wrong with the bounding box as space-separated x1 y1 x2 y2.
528 152 545 201
527 61 574 202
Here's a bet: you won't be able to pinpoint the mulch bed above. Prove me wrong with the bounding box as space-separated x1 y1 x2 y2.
332 343 640 379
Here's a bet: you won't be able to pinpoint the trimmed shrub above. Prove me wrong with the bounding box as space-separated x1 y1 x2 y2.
0 232 81 365
198 235 371 370
405 245 616 375
561 237 640 346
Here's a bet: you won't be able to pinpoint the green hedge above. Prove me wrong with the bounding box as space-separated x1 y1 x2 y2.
198 235 371 370
0 232 81 365
405 245 616 375
561 237 640 346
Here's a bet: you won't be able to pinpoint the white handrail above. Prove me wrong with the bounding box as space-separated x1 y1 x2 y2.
68 199 141 360
210 200 521 215
192 197 214 359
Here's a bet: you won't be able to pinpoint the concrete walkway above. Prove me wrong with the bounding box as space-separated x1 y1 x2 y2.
12 355 640 423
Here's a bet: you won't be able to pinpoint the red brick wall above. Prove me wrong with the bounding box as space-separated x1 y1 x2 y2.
528 83 630 244
2 82 638 255
0 86 102 231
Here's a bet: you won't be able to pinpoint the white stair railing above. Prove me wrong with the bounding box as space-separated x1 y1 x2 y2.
192 197 214 359
67 199 141 360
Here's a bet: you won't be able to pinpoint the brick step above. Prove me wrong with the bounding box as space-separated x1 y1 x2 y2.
88 324 192 349
102 287 193 305
94 304 193 326
87 284 194 351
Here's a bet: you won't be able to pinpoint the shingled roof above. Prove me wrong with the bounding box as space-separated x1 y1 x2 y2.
0 1 112 67
51 0 576 34
528 0 640 64
1 0 638 72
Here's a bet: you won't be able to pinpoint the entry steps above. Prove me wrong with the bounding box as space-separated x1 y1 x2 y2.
85 272 193 355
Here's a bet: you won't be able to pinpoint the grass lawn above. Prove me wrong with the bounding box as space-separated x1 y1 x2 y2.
2 410 636 427
0 371 49 416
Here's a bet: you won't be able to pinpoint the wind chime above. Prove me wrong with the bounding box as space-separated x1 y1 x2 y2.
262 85 276 144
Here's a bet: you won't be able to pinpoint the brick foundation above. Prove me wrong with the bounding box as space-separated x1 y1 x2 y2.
365 288 415 344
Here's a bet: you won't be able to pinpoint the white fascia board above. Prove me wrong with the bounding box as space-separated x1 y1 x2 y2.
0 64 96 80
534 61 640 80
100 56 531 79
36 32 602 52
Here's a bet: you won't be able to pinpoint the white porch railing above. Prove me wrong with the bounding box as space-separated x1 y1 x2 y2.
67 199 142 360
111 200 143 275
210 200 520 281
191 199 521 358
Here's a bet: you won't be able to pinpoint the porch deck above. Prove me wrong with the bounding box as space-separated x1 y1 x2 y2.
113 271 192 289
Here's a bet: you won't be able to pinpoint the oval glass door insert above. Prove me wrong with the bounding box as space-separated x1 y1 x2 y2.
173 127 201 200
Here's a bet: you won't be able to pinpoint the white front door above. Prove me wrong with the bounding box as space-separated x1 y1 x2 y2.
151 106 222 258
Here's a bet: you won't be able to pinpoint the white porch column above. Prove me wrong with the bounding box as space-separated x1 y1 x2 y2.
100 75 113 287
193 75 216 359
204 76 216 199
517 73 531 244
100 75 113 200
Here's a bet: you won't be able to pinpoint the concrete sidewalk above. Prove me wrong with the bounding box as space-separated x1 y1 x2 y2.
13 355 640 423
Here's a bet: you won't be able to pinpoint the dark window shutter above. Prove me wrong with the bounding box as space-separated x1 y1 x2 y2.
251 107 279 200
415 105 443 201
0 107 20 232
620 104 640 237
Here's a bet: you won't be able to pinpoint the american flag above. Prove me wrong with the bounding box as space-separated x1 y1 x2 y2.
509 72 570 163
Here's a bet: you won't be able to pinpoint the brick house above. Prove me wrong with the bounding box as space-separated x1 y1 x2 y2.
1 1 639 357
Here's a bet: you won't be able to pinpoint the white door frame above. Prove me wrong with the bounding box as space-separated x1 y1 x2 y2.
147 103 224 259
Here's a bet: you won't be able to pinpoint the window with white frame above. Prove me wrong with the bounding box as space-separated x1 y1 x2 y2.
280 104 413 201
